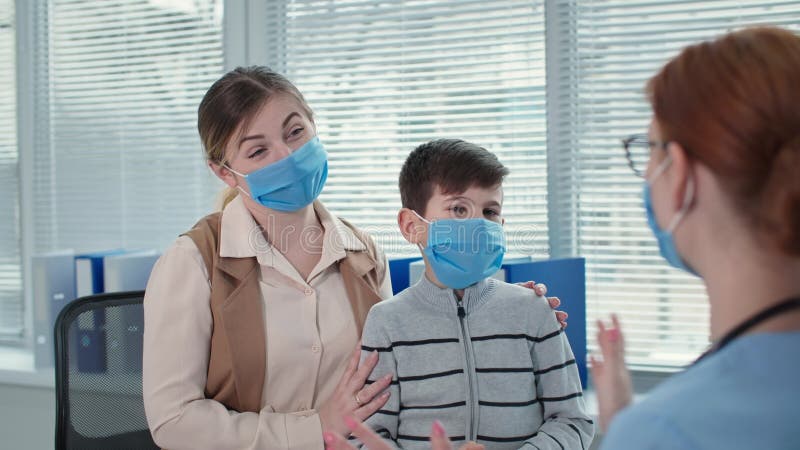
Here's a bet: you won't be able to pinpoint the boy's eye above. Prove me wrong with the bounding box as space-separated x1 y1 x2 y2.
484 209 499 217
449 205 469 217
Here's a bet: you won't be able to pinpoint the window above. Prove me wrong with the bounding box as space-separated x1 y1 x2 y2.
263 0 550 259
5 0 799 368
0 0 225 343
0 0 21 341
550 0 800 367
32 0 225 256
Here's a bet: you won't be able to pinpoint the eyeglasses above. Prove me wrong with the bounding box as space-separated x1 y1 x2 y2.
621 133 669 177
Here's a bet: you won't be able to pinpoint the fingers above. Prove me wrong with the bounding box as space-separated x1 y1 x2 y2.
347 350 379 392
611 314 623 345
547 295 560 309
555 307 568 330
323 431 357 450
595 317 624 362
356 373 392 404
517 281 548 298
430 421 453 450
354 390 391 421
344 416 393 450
596 318 607 336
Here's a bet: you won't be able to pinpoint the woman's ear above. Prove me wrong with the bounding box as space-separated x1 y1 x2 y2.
208 160 238 189
398 208 427 245
666 143 694 212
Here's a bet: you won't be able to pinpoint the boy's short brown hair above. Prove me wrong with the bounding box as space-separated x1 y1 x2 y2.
399 139 509 215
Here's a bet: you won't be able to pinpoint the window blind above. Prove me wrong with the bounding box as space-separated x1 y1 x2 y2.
0 0 21 340
32 0 225 258
263 0 550 258
549 0 800 367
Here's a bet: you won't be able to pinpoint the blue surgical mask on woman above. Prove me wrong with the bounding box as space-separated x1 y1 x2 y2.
643 155 697 276
225 136 328 212
412 210 506 289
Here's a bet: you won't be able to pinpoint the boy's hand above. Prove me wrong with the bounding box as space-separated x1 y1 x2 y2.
517 281 568 329
589 314 633 432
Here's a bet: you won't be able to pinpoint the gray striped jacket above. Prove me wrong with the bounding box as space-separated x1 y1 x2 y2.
357 275 594 450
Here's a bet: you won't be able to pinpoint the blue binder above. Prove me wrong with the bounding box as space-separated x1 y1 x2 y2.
73 249 125 373
32 251 76 369
502 257 588 388
388 256 423 295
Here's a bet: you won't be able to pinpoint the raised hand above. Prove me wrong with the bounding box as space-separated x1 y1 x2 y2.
589 314 633 431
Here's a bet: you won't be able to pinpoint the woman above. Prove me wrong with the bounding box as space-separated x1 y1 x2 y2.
591 26 800 449
327 25 800 450
142 67 560 450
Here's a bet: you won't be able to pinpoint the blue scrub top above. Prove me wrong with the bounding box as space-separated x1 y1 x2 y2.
601 331 800 450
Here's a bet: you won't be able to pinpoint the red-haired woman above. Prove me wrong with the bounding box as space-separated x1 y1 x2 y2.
593 25 800 450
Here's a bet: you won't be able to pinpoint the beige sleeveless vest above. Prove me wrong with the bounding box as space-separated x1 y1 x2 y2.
182 212 385 413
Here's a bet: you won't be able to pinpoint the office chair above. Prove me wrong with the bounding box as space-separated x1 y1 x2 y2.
54 291 158 449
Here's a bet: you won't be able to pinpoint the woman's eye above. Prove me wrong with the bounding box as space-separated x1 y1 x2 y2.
288 127 305 138
248 148 266 158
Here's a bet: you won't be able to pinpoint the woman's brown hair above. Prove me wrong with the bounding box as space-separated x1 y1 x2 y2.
647 26 800 255
197 66 314 209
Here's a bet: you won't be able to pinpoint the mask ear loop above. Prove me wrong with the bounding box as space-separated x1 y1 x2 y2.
223 163 252 198
646 154 672 186
410 210 432 252
666 176 695 233
646 153 695 233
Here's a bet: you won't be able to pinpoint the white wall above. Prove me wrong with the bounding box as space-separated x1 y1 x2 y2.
0 384 55 449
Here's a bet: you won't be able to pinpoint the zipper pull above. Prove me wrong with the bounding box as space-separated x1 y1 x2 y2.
457 298 466 318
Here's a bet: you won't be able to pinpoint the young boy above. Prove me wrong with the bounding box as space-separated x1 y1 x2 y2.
357 139 594 449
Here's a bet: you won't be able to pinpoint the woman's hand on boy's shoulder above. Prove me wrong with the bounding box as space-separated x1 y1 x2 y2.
516 281 568 329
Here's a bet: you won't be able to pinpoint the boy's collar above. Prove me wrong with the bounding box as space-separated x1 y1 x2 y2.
414 273 495 315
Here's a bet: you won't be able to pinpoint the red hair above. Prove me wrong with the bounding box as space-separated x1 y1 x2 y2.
647 27 800 255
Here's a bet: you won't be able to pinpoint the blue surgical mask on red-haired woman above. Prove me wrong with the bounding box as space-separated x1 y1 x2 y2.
643 155 698 276
225 136 328 212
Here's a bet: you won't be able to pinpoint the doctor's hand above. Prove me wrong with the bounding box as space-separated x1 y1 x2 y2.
517 281 568 329
589 314 633 432
319 344 392 437
323 416 484 450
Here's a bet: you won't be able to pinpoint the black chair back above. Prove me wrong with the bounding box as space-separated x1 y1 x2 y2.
54 291 158 449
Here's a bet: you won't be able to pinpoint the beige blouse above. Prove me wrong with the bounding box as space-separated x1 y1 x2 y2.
143 196 392 450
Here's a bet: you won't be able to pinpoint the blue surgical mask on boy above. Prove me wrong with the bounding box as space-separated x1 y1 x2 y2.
412 210 506 289
643 155 697 276
225 136 328 212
